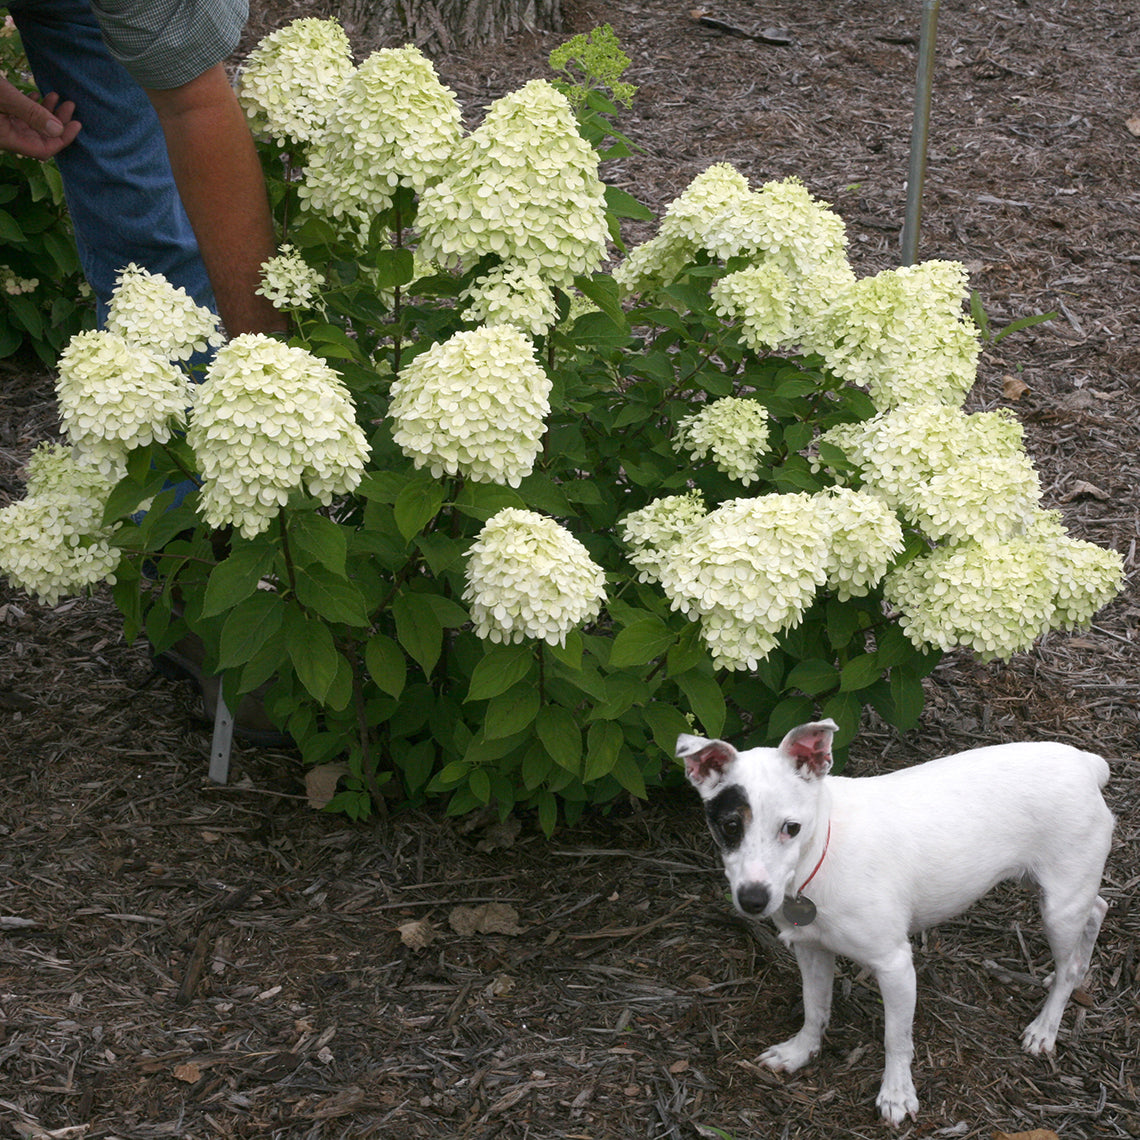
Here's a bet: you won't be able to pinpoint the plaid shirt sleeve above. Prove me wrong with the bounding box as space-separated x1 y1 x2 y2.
89 0 248 89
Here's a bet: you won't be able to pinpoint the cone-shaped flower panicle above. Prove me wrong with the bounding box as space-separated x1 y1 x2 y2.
188 334 368 539
463 508 607 647
388 326 551 487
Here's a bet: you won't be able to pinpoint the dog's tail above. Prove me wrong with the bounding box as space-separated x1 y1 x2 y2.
1077 748 1111 789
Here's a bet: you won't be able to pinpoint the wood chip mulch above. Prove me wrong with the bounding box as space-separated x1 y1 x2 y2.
2 0 1139 1136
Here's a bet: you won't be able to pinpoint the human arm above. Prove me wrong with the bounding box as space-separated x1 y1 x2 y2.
0 77 80 160
144 63 285 337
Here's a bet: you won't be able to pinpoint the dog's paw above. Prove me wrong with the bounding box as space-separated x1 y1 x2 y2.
1021 1016 1058 1056
876 1077 919 1126
759 1034 819 1073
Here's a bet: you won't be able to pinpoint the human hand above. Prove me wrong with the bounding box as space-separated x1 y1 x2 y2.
0 78 80 159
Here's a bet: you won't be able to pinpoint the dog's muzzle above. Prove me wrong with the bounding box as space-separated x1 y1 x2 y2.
737 882 771 916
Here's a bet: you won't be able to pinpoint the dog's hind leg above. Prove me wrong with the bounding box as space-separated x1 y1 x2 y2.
1022 890 1108 1054
759 944 834 1072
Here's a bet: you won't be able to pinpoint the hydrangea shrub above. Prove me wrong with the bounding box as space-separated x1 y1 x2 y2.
0 21 1123 830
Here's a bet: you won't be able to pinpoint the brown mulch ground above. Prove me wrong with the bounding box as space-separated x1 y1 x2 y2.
2 1 1139 1137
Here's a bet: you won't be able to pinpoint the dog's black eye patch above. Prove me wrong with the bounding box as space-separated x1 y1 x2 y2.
706 783 750 851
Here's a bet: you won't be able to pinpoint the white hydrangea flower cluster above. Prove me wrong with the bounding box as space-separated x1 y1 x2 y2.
298 46 461 227
823 405 1039 545
417 80 608 287
236 17 355 147
816 261 981 409
461 263 559 336
257 245 327 312
885 510 1123 660
187 334 369 539
656 494 829 669
388 326 551 487
709 264 796 351
673 397 772 485
105 264 223 361
0 443 120 607
56 328 195 478
613 163 751 295
618 491 707 584
816 487 906 601
463 507 607 647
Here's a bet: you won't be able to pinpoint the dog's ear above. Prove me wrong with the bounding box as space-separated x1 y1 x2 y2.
677 733 737 791
778 720 839 780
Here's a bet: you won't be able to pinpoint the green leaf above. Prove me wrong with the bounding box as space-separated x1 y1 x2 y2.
485 683 541 740
786 659 839 696
453 480 526 521
284 606 339 703
889 669 926 730
821 691 862 745
610 753 648 798
293 563 370 627
603 184 654 222
573 272 629 328
609 617 674 667
642 701 693 758
467 643 536 701
584 720 623 782
202 544 276 618
288 512 348 576
394 477 445 541
768 695 816 742
365 633 406 698
675 669 726 739
218 592 285 669
536 705 581 774
838 653 882 693
536 790 558 837
392 592 442 677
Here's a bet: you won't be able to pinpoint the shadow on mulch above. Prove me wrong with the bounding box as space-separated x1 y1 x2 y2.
3 0 1140 1135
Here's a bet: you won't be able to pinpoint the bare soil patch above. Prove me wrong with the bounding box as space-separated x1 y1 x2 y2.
2 1 1138 1137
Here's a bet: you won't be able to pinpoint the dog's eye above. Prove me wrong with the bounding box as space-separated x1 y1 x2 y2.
722 817 743 843
782 821 801 838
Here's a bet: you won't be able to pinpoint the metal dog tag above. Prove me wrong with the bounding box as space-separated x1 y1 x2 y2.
782 894 817 926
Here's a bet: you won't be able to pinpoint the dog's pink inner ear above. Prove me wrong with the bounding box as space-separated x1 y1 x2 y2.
788 730 832 776
686 742 734 783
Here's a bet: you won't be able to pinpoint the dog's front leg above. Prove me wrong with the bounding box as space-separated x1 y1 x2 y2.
760 943 835 1072
874 946 920 1125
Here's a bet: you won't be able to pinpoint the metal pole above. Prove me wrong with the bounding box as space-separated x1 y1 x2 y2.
900 0 941 265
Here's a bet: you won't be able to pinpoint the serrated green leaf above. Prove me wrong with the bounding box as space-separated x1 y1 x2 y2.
392 592 442 676
284 606 338 703
288 512 348 575
293 563 370 626
609 617 674 667
394 478 445 541
675 669 725 738
537 705 581 774
365 633 406 698
202 545 276 618
467 643 536 701
889 670 926 730
768 695 816 742
838 653 882 693
584 720 623 782
218 592 285 669
484 683 540 740
786 659 840 696
610 753 647 798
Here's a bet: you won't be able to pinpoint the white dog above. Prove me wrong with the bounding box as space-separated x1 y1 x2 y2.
678 720 1113 1125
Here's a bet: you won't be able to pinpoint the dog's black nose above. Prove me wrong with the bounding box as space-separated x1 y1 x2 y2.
737 883 770 915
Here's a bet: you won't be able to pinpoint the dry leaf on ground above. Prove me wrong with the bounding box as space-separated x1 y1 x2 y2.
305 762 348 809
1002 374 1030 400
172 1061 203 1084
397 917 437 950
449 901 522 935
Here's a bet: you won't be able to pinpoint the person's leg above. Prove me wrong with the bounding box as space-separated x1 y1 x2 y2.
8 0 215 323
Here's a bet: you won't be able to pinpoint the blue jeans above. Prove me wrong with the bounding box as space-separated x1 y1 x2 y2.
7 0 215 325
